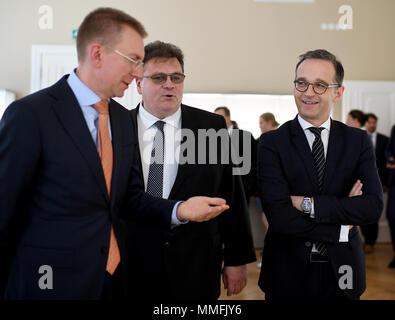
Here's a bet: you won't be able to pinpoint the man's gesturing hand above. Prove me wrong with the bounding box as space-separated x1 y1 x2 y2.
176 196 229 222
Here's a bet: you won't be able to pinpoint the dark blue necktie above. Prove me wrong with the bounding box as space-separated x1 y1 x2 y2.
308 127 327 256
146 120 165 197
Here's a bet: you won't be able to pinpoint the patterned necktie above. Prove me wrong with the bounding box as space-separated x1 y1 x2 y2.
146 120 165 197
93 99 120 275
308 127 327 256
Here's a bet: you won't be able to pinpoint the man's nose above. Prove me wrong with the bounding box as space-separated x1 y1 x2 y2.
163 75 175 88
131 66 144 80
305 83 316 96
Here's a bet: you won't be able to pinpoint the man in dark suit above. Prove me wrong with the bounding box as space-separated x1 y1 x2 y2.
385 125 395 268
0 8 228 300
125 41 256 301
214 106 258 205
257 49 383 300
360 113 389 253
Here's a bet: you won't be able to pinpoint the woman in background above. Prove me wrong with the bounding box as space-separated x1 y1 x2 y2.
257 112 279 268
259 112 280 134
346 109 367 128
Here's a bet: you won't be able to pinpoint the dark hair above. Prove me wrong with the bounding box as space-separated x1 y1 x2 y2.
349 109 367 126
143 41 184 72
231 120 239 129
365 113 378 121
295 49 344 85
214 106 231 117
77 7 147 62
260 112 279 128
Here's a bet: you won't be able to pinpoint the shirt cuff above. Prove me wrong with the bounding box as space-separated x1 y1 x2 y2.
310 198 315 218
171 201 189 228
339 225 350 242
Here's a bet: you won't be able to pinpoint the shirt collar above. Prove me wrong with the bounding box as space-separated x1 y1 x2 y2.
298 114 331 132
67 69 103 107
138 102 182 130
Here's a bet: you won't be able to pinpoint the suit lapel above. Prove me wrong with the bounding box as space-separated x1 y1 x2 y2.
290 117 320 192
130 105 145 181
109 100 123 209
49 77 109 202
168 105 192 199
323 119 345 191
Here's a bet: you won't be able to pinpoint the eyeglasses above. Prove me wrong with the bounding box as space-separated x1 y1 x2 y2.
143 73 186 84
294 80 340 95
113 49 144 69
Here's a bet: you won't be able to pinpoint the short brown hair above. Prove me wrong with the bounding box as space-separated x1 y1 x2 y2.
214 106 231 117
76 7 147 62
365 113 378 121
260 112 279 128
295 49 344 85
143 41 184 72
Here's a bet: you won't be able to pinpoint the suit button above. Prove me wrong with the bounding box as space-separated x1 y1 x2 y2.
305 241 311 247
164 241 170 248
101 246 109 254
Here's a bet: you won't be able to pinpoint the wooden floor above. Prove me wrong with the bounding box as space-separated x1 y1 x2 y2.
219 243 395 300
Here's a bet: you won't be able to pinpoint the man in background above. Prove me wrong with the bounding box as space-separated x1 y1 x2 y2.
215 106 258 205
385 125 395 268
361 113 388 253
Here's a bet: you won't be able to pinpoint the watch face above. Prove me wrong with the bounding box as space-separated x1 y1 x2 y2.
302 199 312 212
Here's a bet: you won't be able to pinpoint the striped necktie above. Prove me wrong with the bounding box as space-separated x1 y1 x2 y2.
308 127 327 256
93 99 120 275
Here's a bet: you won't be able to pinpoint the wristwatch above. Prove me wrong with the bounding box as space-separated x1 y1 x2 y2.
301 197 312 216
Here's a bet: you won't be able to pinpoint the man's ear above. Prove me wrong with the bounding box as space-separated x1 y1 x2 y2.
89 43 104 68
333 85 345 103
136 78 143 95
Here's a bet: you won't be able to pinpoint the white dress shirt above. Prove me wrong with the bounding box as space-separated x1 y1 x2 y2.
297 115 350 242
137 103 181 199
367 130 377 149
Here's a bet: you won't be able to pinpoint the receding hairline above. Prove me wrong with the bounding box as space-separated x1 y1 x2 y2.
76 7 147 62
295 58 339 83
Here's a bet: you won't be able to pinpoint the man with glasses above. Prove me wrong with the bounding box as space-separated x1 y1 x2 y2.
125 41 255 301
257 49 383 300
0 8 229 300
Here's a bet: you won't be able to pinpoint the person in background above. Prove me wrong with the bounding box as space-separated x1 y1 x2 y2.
385 125 395 268
360 113 389 253
215 106 258 206
255 112 280 268
125 41 256 301
259 112 280 134
258 112 280 229
346 109 367 129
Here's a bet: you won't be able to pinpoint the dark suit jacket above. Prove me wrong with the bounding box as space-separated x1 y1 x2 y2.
257 116 383 299
231 129 258 199
124 104 256 301
0 76 176 299
375 133 389 186
385 125 395 187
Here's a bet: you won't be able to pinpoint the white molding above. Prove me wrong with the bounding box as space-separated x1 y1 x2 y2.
31 45 78 93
